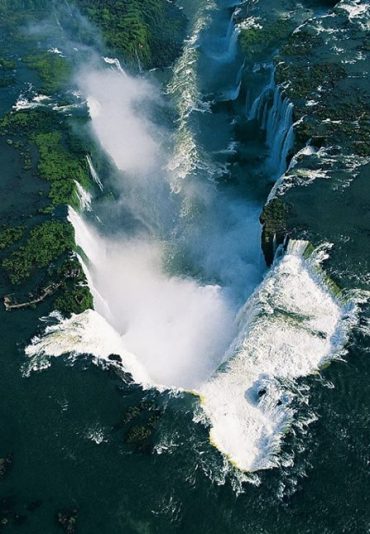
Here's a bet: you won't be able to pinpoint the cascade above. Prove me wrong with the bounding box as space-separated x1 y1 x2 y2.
86 155 103 191
247 66 275 120
220 60 245 101
67 208 115 325
207 12 240 63
265 89 294 178
248 70 294 179
103 57 126 75
74 180 92 211
200 239 355 472
25 0 357 476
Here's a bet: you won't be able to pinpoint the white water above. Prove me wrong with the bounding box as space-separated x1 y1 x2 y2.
248 70 295 179
86 155 103 191
74 180 92 211
67 207 237 390
200 240 356 472
166 1 215 186
25 1 358 473
25 309 151 386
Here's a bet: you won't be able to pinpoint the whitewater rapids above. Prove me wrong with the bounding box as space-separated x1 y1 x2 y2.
26 235 356 471
24 0 359 473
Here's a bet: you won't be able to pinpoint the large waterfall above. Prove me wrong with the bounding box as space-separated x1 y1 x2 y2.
26 0 357 474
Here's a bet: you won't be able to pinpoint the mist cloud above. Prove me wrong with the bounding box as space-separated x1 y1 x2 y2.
80 68 163 176
70 49 263 389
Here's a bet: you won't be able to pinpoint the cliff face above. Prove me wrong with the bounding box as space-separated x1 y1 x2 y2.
243 0 370 291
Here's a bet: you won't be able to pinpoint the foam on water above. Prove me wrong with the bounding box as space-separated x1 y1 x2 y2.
166 1 215 187
25 308 152 386
13 93 50 111
199 240 356 472
25 231 358 471
23 0 362 475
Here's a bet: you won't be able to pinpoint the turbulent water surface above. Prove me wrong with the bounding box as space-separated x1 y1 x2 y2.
1 0 370 532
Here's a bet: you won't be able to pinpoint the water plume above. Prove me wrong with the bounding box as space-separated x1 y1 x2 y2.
68 208 236 390
66 39 264 390
25 0 358 474
82 68 163 176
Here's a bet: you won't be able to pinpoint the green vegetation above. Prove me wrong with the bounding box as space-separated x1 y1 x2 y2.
33 131 89 209
0 57 16 70
0 0 186 70
54 258 93 314
0 226 24 250
23 52 71 94
239 19 294 60
0 109 91 209
0 0 187 318
2 221 74 284
76 0 186 68
0 108 60 135
0 107 93 316
276 62 347 100
280 30 323 57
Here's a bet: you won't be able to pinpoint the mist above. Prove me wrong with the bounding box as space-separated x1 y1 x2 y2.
83 68 163 176
71 12 263 389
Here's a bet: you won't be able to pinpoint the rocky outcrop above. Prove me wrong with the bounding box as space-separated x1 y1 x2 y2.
251 1 370 276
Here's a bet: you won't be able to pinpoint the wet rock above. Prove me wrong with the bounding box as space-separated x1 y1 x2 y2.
0 456 12 480
125 424 153 452
108 354 121 363
0 496 21 529
121 400 162 452
122 405 142 425
56 509 78 534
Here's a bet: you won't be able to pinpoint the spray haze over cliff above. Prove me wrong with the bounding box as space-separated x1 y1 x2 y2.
25 0 363 476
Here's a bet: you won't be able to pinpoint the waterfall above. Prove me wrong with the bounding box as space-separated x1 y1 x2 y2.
200 239 356 472
247 66 275 121
27 0 351 476
265 89 294 178
219 24 240 63
74 180 92 211
207 11 240 63
103 56 126 75
68 207 115 325
248 70 294 179
220 60 245 101
86 155 103 191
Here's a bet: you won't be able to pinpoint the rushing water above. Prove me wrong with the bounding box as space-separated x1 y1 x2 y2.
1 0 370 532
